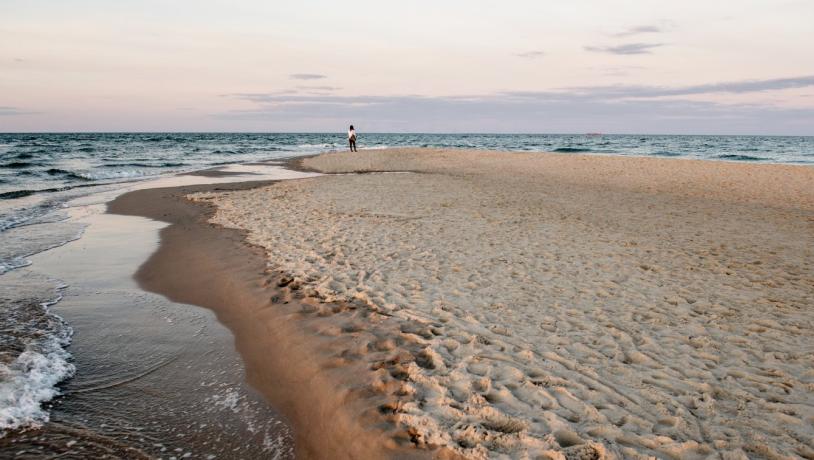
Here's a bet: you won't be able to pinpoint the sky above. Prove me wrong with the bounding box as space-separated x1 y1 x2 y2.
1 0 813 134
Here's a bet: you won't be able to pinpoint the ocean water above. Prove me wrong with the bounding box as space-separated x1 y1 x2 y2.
0 133 814 199
0 132 812 436
2 133 813 203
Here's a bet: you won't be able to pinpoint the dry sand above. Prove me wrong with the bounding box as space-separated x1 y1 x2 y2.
109 180 436 460
192 149 814 459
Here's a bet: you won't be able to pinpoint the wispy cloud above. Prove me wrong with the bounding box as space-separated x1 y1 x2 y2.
515 50 545 59
231 76 814 106
585 43 664 55
296 85 342 92
0 106 36 116
290 73 327 80
612 25 662 37
566 75 814 98
218 76 814 134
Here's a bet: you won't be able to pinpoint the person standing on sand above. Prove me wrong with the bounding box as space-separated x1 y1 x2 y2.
348 125 357 152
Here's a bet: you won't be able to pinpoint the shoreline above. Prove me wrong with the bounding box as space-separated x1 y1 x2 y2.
1 187 295 458
107 178 439 459
0 163 317 457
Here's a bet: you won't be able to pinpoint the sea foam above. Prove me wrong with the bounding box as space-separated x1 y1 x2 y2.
0 296 74 432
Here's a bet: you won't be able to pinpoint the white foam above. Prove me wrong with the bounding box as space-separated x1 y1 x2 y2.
0 299 74 433
295 143 339 150
0 222 87 276
76 169 152 180
0 257 32 276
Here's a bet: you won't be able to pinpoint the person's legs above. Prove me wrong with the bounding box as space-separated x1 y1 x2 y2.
351 139 357 152
349 139 353 151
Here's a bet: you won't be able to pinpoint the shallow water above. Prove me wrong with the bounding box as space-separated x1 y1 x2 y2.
0 197 294 459
0 164 318 456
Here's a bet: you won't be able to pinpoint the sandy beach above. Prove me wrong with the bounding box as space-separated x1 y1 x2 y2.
5 0 814 457
108 178 428 460
179 148 814 459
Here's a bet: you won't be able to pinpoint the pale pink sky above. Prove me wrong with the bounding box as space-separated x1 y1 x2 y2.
1 0 813 133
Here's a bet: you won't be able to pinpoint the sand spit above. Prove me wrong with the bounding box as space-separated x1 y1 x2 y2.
194 149 814 459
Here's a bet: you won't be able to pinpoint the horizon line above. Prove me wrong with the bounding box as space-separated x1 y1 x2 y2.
1 131 812 137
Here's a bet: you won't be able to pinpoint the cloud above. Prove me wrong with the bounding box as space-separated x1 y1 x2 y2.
585 43 664 55
232 76 814 105
612 25 662 37
217 76 814 134
515 51 545 59
0 106 36 116
296 85 342 92
289 73 327 80
566 75 814 98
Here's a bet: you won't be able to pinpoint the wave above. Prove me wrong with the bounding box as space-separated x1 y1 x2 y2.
0 183 101 201
2 161 36 169
100 162 186 168
0 190 38 199
552 147 592 153
715 154 767 161
45 168 92 181
0 256 32 274
651 151 682 157
74 170 152 181
0 290 75 432
295 143 338 149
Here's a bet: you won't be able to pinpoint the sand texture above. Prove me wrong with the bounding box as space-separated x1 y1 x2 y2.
110 180 435 459
193 149 814 459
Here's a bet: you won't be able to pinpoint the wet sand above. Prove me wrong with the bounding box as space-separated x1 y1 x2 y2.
0 197 293 459
195 148 814 459
108 180 437 459
0 164 316 459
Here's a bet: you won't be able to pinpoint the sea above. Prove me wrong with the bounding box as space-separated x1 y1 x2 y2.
0 132 812 445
